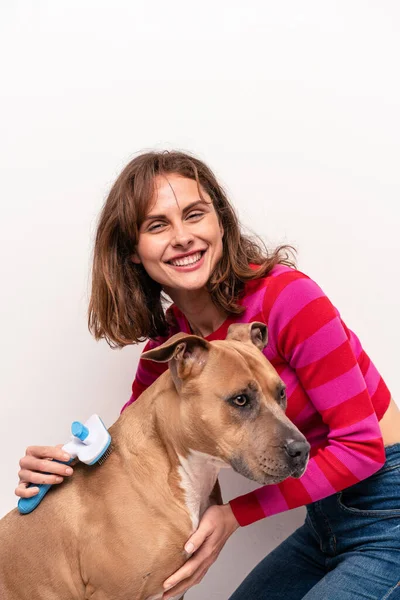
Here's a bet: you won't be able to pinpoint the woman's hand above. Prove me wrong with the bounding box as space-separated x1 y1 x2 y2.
15 445 73 498
162 503 239 599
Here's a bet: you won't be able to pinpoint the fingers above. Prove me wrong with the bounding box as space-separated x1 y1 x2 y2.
183 521 212 555
14 481 40 498
26 446 70 461
163 504 236 599
163 532 214 597
19 455 73 478
14 479 63 499
18 469 64 487
163 509 213 590
163 550 210 600
164 540 211 587
15 445 73 498
163 578 191 599
162 516 212 594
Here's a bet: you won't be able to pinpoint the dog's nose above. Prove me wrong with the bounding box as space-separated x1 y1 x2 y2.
284 439 310 464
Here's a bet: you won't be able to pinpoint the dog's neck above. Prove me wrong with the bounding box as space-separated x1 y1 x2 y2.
112 373 226 530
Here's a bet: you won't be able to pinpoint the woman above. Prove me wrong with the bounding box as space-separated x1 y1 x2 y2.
16 151 400 600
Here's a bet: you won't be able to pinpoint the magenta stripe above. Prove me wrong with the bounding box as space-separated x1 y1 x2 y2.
269 277 324 337
270 264 292 277
301 460 337 501
307 365 367 410
290 317 347 369
263 346 279 362
241 286 265 313
328 412 380 442
364 360 382 398
255 484 289 516
325 443 384 479
348 329 363 360
278 366 301 397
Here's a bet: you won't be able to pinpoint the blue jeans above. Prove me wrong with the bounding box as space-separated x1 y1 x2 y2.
229 443 400 600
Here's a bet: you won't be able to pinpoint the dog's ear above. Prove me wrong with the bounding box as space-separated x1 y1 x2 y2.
226 322 268 351
142 334 210 380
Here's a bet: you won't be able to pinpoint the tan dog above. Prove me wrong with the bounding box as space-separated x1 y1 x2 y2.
0 323 310 600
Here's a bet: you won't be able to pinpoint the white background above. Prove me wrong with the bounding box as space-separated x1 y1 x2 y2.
1 1 399 598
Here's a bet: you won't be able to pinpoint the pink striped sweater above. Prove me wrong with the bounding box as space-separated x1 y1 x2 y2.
122 265 391 526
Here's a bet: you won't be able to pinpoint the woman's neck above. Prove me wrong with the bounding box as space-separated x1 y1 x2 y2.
165 287 227 338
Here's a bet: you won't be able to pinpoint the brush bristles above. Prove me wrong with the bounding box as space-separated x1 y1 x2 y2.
96 446 113 466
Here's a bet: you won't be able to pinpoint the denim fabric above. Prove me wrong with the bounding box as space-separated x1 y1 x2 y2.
229 444 400 600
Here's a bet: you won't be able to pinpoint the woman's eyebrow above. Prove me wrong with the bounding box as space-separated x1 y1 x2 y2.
143 200 209 222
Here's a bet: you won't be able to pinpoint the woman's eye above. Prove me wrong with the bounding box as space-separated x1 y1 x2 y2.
146 212 203 232
148 222 165 232
187 211 203 220
233 394 249 407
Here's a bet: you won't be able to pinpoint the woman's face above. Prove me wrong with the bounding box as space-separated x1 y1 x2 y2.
132 173 224 295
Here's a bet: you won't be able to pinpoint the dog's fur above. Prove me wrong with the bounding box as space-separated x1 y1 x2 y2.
0 323 309 600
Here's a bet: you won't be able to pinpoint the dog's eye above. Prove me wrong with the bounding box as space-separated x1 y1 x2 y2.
278 387 287 408
232 394 249 407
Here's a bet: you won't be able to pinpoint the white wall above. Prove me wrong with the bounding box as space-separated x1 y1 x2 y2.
1 1 399 598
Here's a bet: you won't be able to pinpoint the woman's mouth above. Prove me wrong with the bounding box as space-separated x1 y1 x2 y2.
167 250 206 269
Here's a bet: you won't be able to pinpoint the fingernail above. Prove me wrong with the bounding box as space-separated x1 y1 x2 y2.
63 453 70 460
185 542 194 554
164 582 173 590
56 477 63 483
65 467 73 475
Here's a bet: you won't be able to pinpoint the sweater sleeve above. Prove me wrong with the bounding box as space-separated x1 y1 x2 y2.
229 271 388 526
120 337 169 413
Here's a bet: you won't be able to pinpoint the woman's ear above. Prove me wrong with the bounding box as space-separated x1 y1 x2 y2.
131 252 141 264
220 222 224 238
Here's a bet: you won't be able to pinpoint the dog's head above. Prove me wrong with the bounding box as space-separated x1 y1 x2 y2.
142 323 309 485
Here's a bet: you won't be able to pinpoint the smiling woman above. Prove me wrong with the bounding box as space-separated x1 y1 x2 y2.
87 151 293 344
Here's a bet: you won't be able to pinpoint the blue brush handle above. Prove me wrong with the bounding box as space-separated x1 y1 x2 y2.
18 459 73 515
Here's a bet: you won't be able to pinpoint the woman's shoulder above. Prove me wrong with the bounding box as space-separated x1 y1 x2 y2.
245 263 314 297
246 264 330 321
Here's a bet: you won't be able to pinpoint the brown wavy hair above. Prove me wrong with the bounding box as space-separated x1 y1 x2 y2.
88 150 295 348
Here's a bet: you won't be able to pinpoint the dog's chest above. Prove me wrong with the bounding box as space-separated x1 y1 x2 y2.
177 450 223 530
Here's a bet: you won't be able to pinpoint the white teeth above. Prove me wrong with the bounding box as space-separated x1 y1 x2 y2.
170 252 203 267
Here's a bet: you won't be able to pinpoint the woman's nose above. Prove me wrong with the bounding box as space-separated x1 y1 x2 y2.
171 224 194 247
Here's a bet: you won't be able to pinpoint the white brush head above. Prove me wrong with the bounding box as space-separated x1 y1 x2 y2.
63 414 111 465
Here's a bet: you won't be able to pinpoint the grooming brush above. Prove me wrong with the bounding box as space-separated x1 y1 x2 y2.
18 414 112 515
